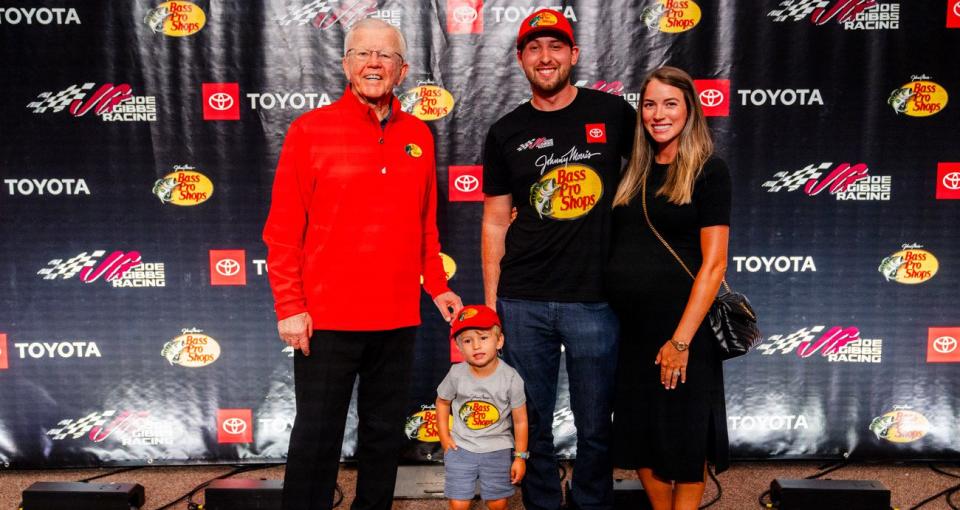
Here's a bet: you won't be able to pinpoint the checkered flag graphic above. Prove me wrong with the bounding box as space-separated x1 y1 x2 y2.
26 83 95 113
274 0 332 25
46 411 116 440
755 326 825 355
37 250 106 280
768 0 830 22
762 163 832 192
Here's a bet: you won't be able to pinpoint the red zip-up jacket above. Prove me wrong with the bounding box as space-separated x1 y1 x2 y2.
263 86 449 330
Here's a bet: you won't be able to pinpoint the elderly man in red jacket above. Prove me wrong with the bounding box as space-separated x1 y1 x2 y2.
263 18 462 510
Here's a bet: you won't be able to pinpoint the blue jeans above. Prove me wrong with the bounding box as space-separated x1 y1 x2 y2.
497 298 619 510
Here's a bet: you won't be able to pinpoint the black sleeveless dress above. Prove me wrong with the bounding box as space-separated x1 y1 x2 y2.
605 158 731 482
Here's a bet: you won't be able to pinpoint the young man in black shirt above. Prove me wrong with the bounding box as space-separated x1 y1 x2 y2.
481 9 635 510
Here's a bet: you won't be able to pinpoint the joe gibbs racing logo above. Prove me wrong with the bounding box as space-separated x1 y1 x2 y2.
530 163 602 220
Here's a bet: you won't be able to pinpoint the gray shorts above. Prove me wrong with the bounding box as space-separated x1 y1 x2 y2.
443 447 515 501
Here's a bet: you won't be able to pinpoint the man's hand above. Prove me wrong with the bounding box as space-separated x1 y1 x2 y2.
278 312 313 356
433 291 463 322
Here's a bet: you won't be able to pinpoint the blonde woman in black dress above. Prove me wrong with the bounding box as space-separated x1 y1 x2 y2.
606 66 731 510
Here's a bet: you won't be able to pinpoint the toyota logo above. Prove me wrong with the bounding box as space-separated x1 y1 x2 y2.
933 336 958 354
943 171 960 190
589 128 604 138
699 89 724 107
454 174 479 192
208 92 234 111
222 417 248 435
954 0 960 17
216 258 240 276
453 6 478 23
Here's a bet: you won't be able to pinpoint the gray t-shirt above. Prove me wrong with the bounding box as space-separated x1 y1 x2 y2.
436 359 526 453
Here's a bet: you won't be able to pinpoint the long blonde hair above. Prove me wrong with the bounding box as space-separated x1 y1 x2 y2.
613 66 713 206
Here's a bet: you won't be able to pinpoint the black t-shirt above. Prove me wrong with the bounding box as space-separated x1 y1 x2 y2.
483 87 636 302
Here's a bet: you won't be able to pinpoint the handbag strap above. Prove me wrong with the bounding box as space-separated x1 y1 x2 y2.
640 171 734 295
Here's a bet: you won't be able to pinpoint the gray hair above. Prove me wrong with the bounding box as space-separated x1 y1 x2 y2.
344 18 407 59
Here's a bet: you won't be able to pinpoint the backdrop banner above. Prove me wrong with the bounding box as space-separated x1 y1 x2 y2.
1 0 958 468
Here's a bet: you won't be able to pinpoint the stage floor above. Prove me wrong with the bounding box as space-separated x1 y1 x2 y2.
2 461 957 509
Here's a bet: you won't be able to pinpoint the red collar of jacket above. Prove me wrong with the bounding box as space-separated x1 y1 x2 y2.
336 84 402 125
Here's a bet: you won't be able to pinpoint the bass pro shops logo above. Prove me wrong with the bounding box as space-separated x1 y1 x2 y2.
27 83 157 122
459 401 500 430
153 165 213 206
144 1 206 37
870 407 929 443
878 244 938 284
888 75 948 117
405 405 452 442
400 81 455 121
161 328 221 367
640 0 702 33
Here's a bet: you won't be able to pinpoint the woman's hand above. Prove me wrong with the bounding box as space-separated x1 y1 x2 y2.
656 340 690 389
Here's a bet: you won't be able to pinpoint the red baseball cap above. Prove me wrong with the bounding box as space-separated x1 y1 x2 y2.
516 8 575 50
450 305 502 340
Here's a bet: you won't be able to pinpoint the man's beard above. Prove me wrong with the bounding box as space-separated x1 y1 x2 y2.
524 65 572 97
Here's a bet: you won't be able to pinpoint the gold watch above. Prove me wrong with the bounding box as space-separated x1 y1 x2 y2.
670 339 689 352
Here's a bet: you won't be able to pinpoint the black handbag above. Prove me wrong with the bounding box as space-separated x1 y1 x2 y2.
640 174 761 360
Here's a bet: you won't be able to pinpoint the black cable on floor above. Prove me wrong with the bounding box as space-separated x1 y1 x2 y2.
77 465 143 482
924 464 960 510
333 483 344 508
699 465 722 508
909 481 960 510
947 486 960 510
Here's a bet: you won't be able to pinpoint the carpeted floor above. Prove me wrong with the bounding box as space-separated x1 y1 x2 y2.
3 461 959 509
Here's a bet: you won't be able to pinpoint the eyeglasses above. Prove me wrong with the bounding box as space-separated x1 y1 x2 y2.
346 48 404 65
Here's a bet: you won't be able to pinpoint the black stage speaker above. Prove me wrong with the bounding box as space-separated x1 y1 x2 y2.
203 479 283 510
565 478 651 509
21 481 145 510
770 479 891 510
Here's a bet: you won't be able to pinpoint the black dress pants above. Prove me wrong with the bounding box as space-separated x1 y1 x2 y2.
281 327 416 510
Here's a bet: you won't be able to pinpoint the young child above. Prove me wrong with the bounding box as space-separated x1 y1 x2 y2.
436 305 529 510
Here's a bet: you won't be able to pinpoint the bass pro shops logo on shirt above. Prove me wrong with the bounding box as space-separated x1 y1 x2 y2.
529 147 603 221
459 400 500 430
